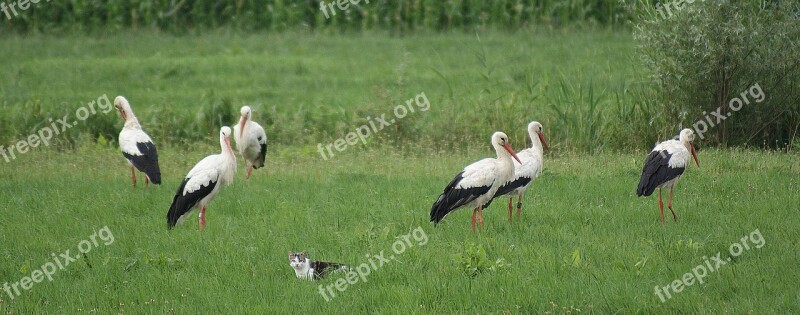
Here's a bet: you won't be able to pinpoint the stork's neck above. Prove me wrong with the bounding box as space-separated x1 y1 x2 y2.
680 135 693 145
218 135 237 184
682 140 693 153
220 137 235 159
123 111 141 129
494 144 513 165
529 132 544 155
238 116 248 135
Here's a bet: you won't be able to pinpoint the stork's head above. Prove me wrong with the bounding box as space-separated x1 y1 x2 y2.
221 126 232 139
492 131 522 164
240 106 252 120
679 128 695 142
221 126 233 151
527 121 549 151
679 128 700 167
239 106 252 135
114 96 130 121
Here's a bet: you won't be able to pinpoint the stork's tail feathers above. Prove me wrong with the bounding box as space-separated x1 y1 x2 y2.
430 196 451 224
253 142 267 169
166 178 191 229
636 176 655 197
166 199 181 229
147 171 162 185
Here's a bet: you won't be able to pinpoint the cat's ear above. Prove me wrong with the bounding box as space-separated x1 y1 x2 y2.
288 251 293 259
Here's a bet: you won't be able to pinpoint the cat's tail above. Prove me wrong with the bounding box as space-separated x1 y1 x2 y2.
332 263 350 273
316 261 350 279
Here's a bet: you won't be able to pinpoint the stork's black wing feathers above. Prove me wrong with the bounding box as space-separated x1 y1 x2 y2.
485 176 532 208
167 177 217 229
253 139 267 169
123 142 161 184
430 171 492 224
636 150 685 197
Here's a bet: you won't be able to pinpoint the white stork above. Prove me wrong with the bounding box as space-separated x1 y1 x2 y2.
114 96 161 189
637 128 700 224
430 132 522 232
167 126 237 230
487 121 548 221
233 106 268 179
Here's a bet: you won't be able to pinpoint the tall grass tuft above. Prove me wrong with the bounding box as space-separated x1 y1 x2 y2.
545 78 608 153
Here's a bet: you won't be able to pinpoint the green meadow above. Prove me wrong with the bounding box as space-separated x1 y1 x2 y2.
0 30 649 150
1 30 799 313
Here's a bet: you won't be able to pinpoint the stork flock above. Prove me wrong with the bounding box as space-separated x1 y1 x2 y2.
115 97 266 230
113 95 699 232
428 124 699 231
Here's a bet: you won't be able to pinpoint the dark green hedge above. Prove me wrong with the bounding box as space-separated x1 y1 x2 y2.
0 0 629 34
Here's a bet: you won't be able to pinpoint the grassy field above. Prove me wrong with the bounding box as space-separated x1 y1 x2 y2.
0 30 655 151
1 30 799 313
0 145 798 313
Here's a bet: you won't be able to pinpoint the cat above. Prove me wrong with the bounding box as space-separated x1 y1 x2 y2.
288 251 349 280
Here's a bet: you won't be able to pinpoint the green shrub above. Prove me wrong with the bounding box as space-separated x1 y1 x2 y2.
631 0 800 148
453 243 510 278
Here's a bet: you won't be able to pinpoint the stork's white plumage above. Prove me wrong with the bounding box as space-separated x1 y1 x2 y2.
430 132 522 232
488 121 548 221
167 126 237 230
233 106 268 179
637 128 700 224
115 96 161 188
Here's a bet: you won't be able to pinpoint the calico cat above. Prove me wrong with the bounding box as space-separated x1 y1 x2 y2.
288 251 349 280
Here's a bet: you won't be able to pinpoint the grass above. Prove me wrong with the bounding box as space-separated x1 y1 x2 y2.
1 29 798 313
0 144 798 313
0 30 651 150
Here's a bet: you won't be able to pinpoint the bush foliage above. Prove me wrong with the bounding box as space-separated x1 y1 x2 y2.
631 0 800 148
0 0 629 34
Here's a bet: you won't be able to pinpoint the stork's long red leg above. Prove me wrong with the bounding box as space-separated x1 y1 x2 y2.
198 206 207 230
145 176 149 189
130 166 137 189
477 206 484 230
507 198 513 222
658 189 665 224
471 208 478 233
516 195 523 219
668 185 677 221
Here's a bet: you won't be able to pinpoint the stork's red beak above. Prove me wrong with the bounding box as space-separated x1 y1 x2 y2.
502 143 522 164
238 116 246 136
538 132 549 151
690 143 699 167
